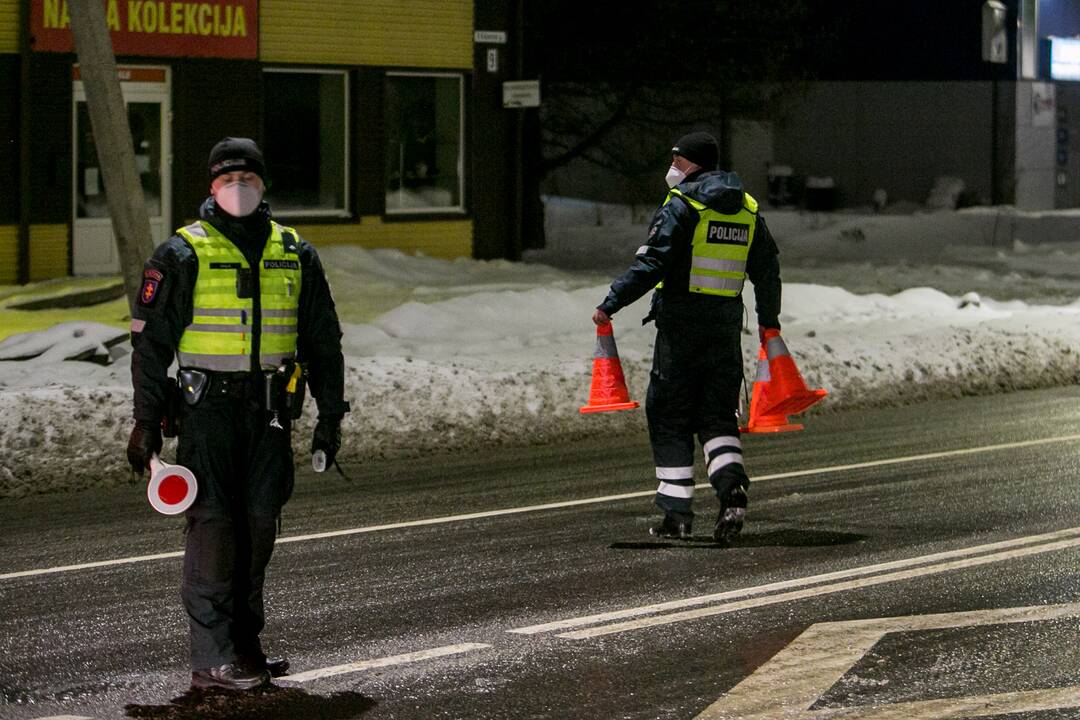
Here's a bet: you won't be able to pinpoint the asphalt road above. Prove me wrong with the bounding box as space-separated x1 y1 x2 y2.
3 386 1080 719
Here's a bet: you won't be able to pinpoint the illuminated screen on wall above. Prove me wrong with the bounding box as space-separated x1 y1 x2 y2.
1050 37 1080 81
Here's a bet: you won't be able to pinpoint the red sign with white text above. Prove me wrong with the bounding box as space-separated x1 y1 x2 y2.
31 0 259 59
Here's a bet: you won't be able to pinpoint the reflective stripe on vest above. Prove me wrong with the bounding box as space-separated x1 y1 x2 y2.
176 220 302 372
662 189 759 297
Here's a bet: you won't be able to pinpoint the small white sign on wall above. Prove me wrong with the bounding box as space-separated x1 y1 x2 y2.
1032 82 1056 128
503 80 540 108
474 30 507 44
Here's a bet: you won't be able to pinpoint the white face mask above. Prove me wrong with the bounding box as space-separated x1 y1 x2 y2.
665 165 686 188
215 181 263 217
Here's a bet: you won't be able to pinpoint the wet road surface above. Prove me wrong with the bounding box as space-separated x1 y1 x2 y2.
3 386 1080 719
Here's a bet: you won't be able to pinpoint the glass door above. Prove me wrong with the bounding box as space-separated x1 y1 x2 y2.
72 67 171 275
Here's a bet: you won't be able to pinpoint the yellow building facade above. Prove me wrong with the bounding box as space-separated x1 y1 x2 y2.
1 0 523 283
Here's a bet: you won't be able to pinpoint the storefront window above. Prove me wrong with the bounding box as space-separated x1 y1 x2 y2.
263 69 349 216
385 72 464 214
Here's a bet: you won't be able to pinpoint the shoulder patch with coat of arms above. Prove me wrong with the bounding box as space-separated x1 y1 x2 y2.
140 268 164 306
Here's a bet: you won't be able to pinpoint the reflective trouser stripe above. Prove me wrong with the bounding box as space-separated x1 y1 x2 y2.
707 452 743 478
703 435 741 456
688 274 745 294
636 245 649 256
656 465 695 500
594 334 619 359
656 481 694 499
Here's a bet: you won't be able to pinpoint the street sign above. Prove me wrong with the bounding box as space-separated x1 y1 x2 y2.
474 30 506 44
503 80 540 109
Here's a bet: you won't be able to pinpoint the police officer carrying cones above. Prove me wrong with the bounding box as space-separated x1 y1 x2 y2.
593 131 781 544
126 138 349 690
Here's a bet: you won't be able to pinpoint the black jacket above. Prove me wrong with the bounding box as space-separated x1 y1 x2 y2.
130 198 349 424
597 170 781 329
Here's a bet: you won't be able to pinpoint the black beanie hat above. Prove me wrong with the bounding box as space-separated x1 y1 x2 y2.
208 137 266 181
671 131 719 170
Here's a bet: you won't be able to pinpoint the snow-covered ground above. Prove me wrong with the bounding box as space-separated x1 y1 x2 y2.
3 197 1080 497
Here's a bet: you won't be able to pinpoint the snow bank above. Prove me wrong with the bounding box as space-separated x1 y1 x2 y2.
4 202 1080 497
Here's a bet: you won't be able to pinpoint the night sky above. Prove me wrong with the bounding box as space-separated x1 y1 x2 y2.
530 1 1080 83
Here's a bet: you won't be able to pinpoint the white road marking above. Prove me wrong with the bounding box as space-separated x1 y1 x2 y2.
0 551 185 581
558 535 1080 639
280 643 490 683
695 603 1080 719
510 526 1080 635
749 432 1080 484
5 432 1080 583
796 686 1080 720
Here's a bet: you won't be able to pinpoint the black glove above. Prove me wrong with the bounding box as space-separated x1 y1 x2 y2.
127 421 162 474
311 416 342 467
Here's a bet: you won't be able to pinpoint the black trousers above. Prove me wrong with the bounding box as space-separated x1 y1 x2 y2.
177 388 294 670
647 313 749 523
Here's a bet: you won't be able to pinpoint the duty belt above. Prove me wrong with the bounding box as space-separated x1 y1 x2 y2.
207 372 257 399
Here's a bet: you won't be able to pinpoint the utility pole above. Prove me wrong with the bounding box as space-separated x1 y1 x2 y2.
67 0 153 312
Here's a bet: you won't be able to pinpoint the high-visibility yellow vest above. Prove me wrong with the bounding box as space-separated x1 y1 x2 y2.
660 189 758 297
176 220 302 372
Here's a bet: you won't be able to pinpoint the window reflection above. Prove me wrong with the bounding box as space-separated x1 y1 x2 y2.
385 73 463 213
264 69 349 215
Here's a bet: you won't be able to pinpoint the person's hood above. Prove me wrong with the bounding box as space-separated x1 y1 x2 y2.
675 170 745 215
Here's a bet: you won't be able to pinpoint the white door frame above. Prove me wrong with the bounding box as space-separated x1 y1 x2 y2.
72 65 172 276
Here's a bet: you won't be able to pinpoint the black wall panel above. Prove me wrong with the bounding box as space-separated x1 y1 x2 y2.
171 60 261 226
470 0 515 259
28 53 72 224
0 55 18 224
354 67 385 217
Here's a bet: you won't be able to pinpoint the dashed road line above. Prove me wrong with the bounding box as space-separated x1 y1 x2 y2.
280 643 491 683
5 433 1080 583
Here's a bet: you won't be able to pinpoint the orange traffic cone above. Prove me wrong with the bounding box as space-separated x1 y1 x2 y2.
741 329 827 433
580 322 640 414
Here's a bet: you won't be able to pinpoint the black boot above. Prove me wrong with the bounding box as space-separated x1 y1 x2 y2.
713 487 747 544
191 662 270 691
239 654 290 678
649 515 693 540
265 657 290 677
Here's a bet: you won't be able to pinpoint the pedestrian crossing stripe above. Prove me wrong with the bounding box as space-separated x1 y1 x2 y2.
694 603 1080 719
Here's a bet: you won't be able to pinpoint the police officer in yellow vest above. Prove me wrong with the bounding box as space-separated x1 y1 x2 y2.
126 138 349 690
593 131 781 544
